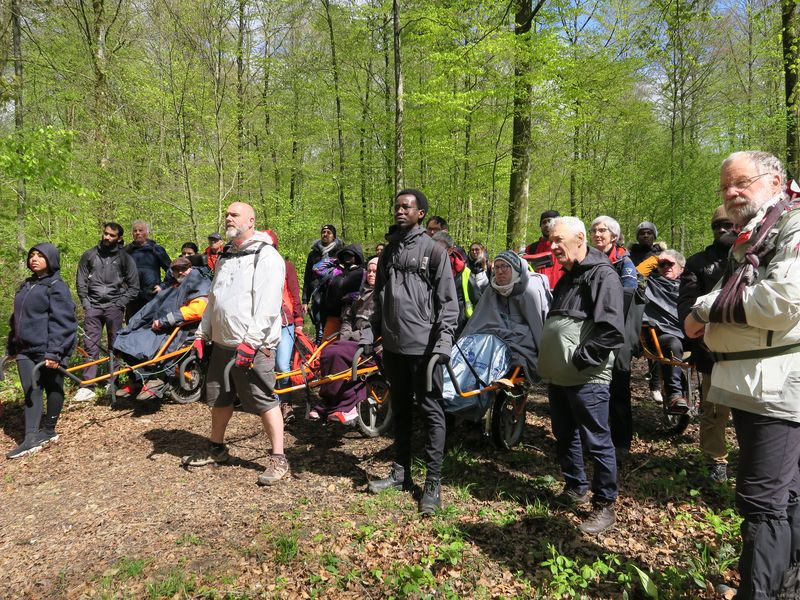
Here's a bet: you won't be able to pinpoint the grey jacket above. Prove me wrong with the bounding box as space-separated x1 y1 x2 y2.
363 225 458 356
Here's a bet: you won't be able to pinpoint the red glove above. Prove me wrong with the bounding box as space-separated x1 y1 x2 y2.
235 342 257 368
192 338 205 360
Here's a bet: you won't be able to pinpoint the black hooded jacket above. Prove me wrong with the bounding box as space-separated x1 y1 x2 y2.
538 246 625 385
323 244 365 319
77 240 140 309
8 243 77 365
303 237 345 304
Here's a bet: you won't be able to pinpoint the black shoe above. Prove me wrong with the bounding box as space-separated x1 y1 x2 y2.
554 485 591 507
419 479 441 516
7 433 46 460
367 463 412 494
579 504 616 535
709 463 728 484
38 429 60 446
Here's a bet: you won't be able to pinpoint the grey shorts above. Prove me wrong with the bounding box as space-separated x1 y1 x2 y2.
205 345 280 415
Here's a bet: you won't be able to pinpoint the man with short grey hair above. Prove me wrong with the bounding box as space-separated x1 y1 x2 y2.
538 216 625 535
124 220 171 319
686 151 800 599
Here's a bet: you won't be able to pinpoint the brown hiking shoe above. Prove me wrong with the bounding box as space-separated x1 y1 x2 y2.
280 402 295 424
258 454 290 486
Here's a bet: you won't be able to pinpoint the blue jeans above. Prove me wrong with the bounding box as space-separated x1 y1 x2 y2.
548 382 618 504
275 325 295 390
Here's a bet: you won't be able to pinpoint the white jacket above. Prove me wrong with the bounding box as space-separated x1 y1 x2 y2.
693 194 800 422
196 231 285 349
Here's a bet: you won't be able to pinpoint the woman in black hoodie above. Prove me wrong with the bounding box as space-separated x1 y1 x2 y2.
6 243 77 459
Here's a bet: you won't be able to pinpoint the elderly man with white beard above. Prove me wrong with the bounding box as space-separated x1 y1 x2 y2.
686 151 800 599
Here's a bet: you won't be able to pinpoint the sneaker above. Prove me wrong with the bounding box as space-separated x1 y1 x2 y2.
329 407 358 425
38 429 60 446
136 378 165 400
281 402 295 424
419 479 441 515
650 389 664 404
668 396 689 414
7 433 46 459
181 445 230 467
115 384 140 398
367 463 413 494
579 504 616 535
709 463 728 484
257 454 290 485
308 409 321 421
554 485 591 507
73 388 97 403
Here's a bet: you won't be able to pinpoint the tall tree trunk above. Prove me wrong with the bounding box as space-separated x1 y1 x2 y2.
11 0 26 259
289 80 300 209
784 0 800 174
360 61 372 241
236 0 247 192
393 0 404 194
506 0 544 250
262 34 280 190
322 0 347 237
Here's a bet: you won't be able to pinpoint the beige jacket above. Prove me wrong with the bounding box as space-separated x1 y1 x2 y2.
692 194 800 422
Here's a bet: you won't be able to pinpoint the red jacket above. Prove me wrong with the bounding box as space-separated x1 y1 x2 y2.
283 259 303 328
525 237 563 290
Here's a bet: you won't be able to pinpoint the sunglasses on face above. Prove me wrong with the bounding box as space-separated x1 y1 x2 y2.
658 260 676 269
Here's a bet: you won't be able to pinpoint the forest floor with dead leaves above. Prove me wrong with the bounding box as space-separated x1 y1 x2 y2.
0 360 740 599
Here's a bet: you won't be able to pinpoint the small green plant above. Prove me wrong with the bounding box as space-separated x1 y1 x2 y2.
176 533 204 546
273 532 300 564
145 567 196 598
384 563 437 597
540 545 624 598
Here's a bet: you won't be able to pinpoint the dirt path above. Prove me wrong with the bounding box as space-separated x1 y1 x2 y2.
1 370 738 598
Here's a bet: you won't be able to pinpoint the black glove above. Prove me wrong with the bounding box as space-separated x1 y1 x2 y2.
436 353 450 365
359 344 374 357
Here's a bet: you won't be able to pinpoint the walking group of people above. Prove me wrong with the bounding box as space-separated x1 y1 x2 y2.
6 150 800 599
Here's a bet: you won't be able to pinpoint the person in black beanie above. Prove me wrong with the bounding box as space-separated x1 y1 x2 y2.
360 188 459 515
6 243 77 459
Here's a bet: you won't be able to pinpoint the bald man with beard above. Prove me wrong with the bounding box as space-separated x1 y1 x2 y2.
184 202 289 486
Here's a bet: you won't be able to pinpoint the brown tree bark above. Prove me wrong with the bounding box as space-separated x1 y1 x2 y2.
11 0 26 259
393 0 404 194
784 0 800 175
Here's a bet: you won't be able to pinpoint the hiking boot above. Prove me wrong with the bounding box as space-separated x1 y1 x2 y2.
554 485 591 507
367 463 413 494
709 463 728 484
650 389 663 404
136 378 165 400
419 479 441 516
579 504 616 535
308 409 321 421
281 402 295 424
181 444 230 467
667 396 689 414
257 454 290 486
7 433 46 460
115 383 140 398
73 387 97 403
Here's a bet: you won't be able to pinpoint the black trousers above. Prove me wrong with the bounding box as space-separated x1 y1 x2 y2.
82 305 125 384
382 350 446 481
609 368 632 451
17 355 65 435
732 408 800 600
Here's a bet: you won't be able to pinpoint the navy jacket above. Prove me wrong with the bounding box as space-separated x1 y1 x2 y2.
8 243 77 366
124 239 171 303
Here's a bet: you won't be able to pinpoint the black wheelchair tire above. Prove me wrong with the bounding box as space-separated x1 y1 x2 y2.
168 356 204 404
357 377 393 438
491 390 526 450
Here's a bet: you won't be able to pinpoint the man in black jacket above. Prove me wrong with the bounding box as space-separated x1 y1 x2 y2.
302 224 345 344
75 223 139 402
678 205 736 483
361 189 459 515
538 216 625 535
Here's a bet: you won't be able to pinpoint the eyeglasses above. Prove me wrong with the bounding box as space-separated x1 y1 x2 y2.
171 267 189 274
494 263 512 272
658 260 676 269
717 172 770 196
591 227 610 234
711 220 734 231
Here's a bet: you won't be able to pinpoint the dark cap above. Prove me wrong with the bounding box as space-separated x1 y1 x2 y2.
208 233 222 241
170 257 192 271
540 210 560 222
321 224 337 237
